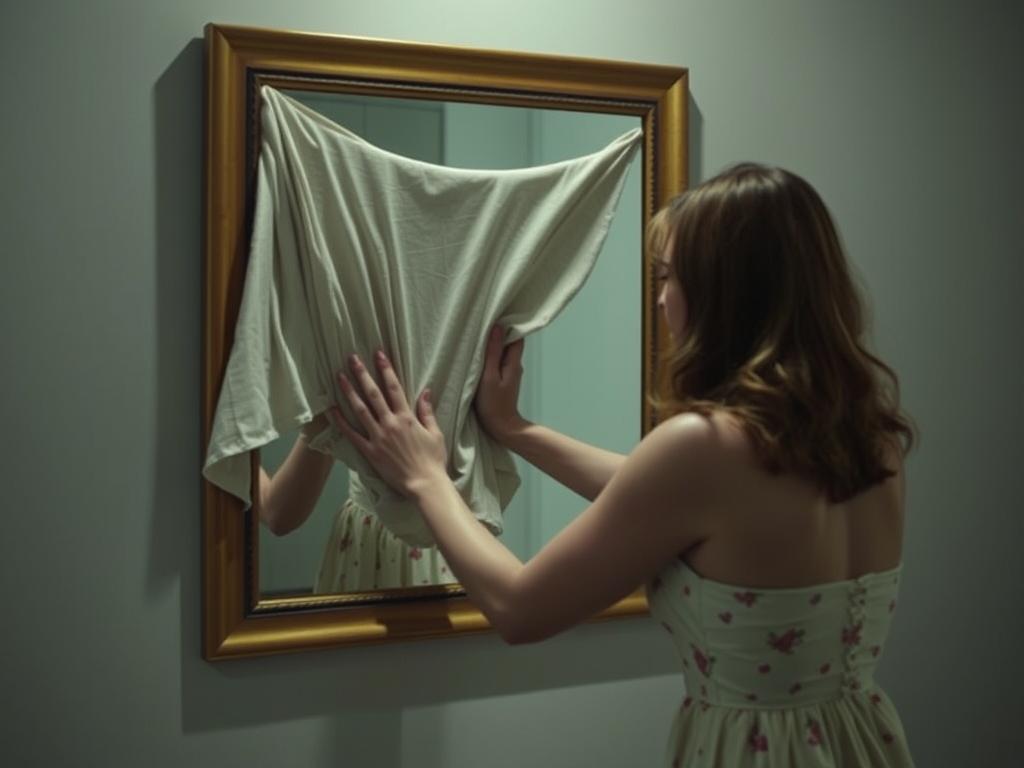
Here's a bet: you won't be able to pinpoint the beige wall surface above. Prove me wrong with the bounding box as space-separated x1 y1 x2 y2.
1 1 1021 766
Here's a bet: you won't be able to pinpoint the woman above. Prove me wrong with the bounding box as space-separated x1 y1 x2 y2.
331 163 917 766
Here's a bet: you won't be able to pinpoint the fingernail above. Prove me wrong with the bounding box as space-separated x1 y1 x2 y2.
349 354 361 369
375 349 387 366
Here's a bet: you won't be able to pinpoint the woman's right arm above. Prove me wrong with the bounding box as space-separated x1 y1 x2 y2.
258 413 335 536
475 326 627 501
498 420 627 502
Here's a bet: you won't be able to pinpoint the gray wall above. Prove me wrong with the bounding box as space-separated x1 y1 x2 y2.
1 1 1021 766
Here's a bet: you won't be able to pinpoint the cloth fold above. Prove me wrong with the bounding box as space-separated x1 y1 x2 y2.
203 86 641 546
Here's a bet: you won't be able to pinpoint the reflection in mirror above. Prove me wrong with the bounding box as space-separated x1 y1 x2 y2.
257 90 642 600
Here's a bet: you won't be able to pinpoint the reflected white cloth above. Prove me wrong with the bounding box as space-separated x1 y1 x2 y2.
203 86 641 546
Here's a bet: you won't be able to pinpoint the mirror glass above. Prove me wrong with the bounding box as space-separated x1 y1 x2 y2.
258 90 642 599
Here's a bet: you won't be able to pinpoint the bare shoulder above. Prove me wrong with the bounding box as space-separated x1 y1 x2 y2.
648 409 744 443
645 409 755 465
640 411 723 466
626 410 746 504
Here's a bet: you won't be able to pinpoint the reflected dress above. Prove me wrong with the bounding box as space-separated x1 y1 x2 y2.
314 472 453 593
647 559 914 766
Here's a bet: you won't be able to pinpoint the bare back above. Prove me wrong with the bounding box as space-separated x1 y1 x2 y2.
684 411 906 588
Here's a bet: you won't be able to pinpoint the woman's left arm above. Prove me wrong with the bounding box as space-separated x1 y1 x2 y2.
333 351 716 644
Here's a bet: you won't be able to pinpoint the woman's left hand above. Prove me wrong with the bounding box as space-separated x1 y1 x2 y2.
330 351 447 497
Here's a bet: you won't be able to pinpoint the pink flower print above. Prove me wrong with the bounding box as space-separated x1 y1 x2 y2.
806 718 824 747
691 645 716 677
718 611 733 624
757 663 771 674
441 566 448 574
889 599 897 613
700 684 708 698
734 591 759 607
789 682 803 695
682 696 693 709
841 622 863 646
767 627 805 654
871 645 881 658
409 547 423 561
882 733 894 745
809 592 822 606
871 693 882 705
338 534 351 552
683 585 691 597
362 515 372 526
700 701 710 712
747 725 768 753
819 662 831 675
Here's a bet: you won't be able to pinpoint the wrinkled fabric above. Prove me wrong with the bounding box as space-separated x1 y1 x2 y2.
648 560 915 767
203 86 641 545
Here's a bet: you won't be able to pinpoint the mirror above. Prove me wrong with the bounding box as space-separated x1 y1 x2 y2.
202 23 687 659
258 91 643 598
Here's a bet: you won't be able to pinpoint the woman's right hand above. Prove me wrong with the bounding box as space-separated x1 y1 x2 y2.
474 325 528 442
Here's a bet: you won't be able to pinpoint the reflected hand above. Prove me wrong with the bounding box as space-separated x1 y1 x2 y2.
330 351 447 497
474 325 528 442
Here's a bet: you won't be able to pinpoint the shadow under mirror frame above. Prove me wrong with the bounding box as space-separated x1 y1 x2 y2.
202 23 687 660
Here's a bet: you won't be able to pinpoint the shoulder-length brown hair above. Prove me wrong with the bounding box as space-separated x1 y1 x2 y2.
648 163 916 503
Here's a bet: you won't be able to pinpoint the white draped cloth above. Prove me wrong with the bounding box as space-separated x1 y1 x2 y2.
203 86 641 546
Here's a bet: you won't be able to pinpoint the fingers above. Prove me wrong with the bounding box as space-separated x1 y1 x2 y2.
417 389 440 433
373 350 411 413
336 350 411 435
345 353 390 421
337 371 380 436
483 325 504 380
329 405 372 455
502 338 525 381
484 325 525 384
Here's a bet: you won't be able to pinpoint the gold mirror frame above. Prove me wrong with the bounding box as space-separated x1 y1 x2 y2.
202 23 687 660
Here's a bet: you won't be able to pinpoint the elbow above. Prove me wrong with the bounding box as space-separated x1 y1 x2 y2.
260 506 295 537
265 521 292 537
502 629 541 646
485 582 561 645
491 610 550 646
502 625 555 646
497 625 536 646
498 623 531 645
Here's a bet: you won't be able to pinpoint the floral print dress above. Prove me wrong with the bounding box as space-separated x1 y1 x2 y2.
647 558 914 766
